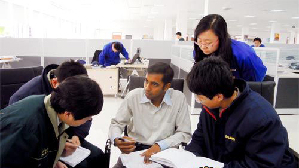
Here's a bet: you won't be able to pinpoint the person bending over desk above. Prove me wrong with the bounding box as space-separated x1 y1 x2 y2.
9 60 106 168
109 62 191 167
185 56 297 168
0 75 103 168
99 41 131 67
193 14 267 81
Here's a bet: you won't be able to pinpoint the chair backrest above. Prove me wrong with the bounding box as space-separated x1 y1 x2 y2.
0 66 43 109
91 50 102 63
127 75 184 92
247 81 276 106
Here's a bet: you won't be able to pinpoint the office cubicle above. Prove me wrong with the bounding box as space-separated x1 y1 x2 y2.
0 38 173 68
253 46 299 112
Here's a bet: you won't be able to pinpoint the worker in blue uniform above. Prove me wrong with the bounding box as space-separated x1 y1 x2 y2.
186 56 297 168
193 14 267 81
251 37 265 47
99 41 131 66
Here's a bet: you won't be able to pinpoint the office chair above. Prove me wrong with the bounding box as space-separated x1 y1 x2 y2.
0 66 43 109
91 50 102 65
247 81 276 106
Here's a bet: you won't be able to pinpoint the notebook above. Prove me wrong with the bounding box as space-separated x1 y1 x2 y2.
59 146 91 167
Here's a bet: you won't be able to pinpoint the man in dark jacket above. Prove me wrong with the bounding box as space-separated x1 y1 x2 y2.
8 60 105 168
185 56 297 168
0 75 103 168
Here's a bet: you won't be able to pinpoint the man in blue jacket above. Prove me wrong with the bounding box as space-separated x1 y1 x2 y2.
185 56 297 168
9 60 105 168
251 37 265 47
99 41 131 66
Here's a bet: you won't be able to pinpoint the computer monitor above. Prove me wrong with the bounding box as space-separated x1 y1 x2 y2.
125 48 141 65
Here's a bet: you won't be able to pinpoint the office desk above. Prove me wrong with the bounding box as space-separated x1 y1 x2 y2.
0 57 21 68
116 62 149 69
87 68 119 95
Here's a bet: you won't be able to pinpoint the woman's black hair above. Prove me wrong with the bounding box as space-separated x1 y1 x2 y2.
194 14 233 65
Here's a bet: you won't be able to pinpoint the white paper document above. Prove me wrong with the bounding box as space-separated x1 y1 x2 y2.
59 146 91 167
121 148 224 168
150 148 224 168
120 150 163 168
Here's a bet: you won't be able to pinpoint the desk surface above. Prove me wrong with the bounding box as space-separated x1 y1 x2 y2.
116 62 149 69
277 67 299 78
0 58 21 63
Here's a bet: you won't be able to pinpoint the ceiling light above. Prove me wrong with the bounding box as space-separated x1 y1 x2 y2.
291 16 299 19
269 20 277 23
151 11 158 14
270 9 285 12
154 4 164 7
250 23 257 25
222 7 232 10
244 15 255 18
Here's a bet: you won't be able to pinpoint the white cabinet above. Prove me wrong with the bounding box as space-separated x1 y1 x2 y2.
87 68 119 95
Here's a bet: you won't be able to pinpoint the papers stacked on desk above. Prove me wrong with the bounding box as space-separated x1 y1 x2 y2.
150 148 224 168
59 146 90 167
121 150 162 168
120 148 224 168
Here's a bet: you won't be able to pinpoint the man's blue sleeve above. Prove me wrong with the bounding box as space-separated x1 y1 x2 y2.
120 45 129 60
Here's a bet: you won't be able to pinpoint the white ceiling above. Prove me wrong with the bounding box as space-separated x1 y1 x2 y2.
4 0 299 34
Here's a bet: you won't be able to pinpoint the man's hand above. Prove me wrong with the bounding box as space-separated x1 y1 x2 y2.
127 59 132 63
54 161 68 168
141 144 161 164
61 138 79 157
114 136 136 154
71 136 80 146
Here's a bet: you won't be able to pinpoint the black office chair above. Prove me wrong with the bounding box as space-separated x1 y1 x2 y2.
247 81 276 106
91 50 102 65
0 66 43 109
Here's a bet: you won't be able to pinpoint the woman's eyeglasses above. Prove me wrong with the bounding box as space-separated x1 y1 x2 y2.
194 39 218 48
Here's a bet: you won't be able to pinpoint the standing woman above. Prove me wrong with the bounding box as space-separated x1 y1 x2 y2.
193 14 267 81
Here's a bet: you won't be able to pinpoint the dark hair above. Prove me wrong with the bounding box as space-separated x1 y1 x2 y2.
194 14 232 65
113 42 122 51
55 60 87 83
147 62 174 85
176 32 182 36
50 75 103 120
187 56 235 99
253 38 262 43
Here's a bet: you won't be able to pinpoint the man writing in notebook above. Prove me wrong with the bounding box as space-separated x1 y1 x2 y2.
9 60 105 168
0 75 104 168
109 62 191 167
185 57 297 168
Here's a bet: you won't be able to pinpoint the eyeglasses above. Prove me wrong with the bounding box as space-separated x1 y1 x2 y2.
194 39 218 48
